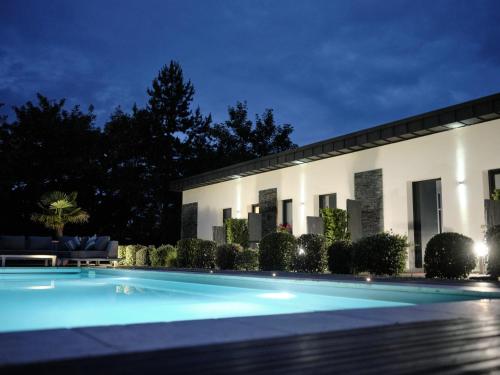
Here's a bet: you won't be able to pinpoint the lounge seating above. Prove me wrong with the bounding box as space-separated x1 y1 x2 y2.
0 235 119 267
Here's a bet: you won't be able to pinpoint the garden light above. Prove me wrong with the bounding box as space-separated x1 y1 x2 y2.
474 242 488 257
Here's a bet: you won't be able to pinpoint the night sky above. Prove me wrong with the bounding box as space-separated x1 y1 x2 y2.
1 0 500 145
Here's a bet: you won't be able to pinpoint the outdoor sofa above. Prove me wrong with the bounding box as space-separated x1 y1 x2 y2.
0 235 119 267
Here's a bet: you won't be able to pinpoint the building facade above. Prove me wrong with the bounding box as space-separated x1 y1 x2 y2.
172 94 500 271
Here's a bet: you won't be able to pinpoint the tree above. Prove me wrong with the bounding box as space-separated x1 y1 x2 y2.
31 191 89 238
211 102 297 168
1 94 101 236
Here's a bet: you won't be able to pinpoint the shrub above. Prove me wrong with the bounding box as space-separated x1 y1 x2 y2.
328 240 353 274
150 244 177 267
235 248 259 271
194 240 217 269
487 232 500 278
216 243 242 269
353 232 407 276
225 218 249 248
125 244 141 266
118 245 127 265
176 238 203 268
486 225 500 243
293 234 328 273
424 232 476 279
321 208 350 245
135 246 151 266
259 232 297 271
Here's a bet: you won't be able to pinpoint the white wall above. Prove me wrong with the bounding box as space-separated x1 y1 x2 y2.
183 119 500 266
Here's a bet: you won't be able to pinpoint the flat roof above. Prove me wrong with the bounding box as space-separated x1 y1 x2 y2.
171 93 500 191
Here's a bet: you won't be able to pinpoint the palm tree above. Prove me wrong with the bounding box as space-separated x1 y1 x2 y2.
31 191 89 238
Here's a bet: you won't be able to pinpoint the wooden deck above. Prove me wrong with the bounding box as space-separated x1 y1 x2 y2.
3 316 500 374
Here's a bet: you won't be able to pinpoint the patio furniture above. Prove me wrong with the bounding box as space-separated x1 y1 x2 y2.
67 257 119 267
0 235 119 267
1 254 57 267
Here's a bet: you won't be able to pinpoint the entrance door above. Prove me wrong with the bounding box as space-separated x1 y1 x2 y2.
412 179 442 268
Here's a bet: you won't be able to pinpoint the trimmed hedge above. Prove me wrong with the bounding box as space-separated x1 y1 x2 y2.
259 232 297 271
328 240 353 274
225 218 249 248
124 244 141 266
216 243 242 269
176 238 203 268
424 232 476 279
235 248 259 271
135 246 151 266
486 232 500 278
118 245 127 265
293 234 328 273
150 244 177 267
321 208 350 245
353 232 407 276
194 240 217 269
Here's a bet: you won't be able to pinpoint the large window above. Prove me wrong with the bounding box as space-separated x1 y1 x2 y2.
222 208 232 223
319 193 337 210
489 169 500 196
282 199 293 227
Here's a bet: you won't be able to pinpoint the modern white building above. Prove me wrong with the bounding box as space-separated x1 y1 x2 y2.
172 93 500 271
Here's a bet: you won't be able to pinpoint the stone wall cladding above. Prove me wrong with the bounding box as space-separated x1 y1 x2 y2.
354 169 383 237
181 202 198 239
259 188 277 238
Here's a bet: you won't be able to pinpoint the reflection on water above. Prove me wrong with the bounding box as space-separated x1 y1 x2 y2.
115 284 145 295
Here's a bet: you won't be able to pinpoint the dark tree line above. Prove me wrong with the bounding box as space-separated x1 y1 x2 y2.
0 61 296 245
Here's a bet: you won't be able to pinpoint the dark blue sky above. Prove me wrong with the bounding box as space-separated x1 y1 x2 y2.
1 0 499 145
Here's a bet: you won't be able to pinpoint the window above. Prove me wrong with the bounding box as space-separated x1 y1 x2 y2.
489 169 500 196
251 204 260 214
222 208 232 223
319 193 337 210
282 199 293 226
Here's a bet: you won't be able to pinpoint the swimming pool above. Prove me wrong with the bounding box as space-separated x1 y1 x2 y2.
0 268 497 333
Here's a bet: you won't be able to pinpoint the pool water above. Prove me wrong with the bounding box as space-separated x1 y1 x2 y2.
0 268 496 333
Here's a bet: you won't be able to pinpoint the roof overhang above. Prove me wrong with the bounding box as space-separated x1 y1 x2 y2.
171 93 500 192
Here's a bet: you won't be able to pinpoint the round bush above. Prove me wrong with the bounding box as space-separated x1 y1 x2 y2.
176 238 203 268
235 248 259 271
150 244 177 267
293 234 328 273
194 240 217 269
353 232 407 276
424 232 476 279
259 232 297 271
328 240 353 274
487 232 500 278
216 243 242 270
135 246 151 266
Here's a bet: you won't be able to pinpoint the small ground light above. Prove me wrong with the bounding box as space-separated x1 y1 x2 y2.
366 277 371 282
298 246 305 255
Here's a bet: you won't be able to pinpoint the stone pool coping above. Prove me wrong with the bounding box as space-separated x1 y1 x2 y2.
1 269 500 369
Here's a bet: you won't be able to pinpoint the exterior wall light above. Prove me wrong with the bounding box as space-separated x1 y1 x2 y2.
457 180 465 185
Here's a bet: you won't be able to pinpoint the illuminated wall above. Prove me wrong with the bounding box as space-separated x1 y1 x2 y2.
183 118 500 269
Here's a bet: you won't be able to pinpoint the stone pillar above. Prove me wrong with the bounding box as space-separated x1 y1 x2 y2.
307 216 324 235
347 199 362 241
212 226 226 245
248 213 262 243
